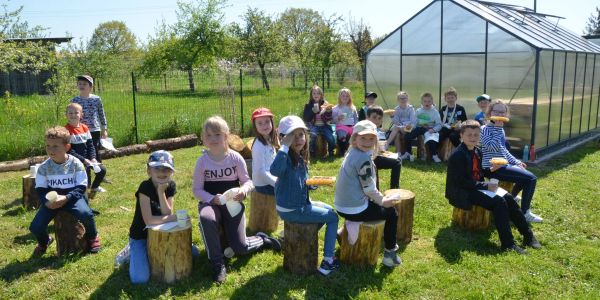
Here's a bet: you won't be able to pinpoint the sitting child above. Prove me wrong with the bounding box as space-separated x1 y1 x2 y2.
388 91 416 155
193 116 281 283
270 115 340 276
403 92 442 162
334 120 402 267
250 107 279 195
333 88 359 156
474 94 491 125
29 126 101 257
366 106 402 189
303 85 335 157
358 91 377 121
445 120 541 254
439 87 467 148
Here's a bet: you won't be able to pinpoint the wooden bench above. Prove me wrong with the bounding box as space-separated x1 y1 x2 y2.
54 211 88 255
22 174 40 210
339 220 385 267
147 220 193 283
385 189 416 243
247 191 279 234
452 205 491 231
283 222 319 274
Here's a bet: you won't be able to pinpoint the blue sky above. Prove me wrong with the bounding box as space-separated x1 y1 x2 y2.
7 0 600 43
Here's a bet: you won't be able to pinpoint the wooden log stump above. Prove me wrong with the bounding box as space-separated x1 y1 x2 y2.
99 143 149 159
146 134 198 151
245 159 253 179
438 139 455 162
385 189 415 243
283 222 319 274
394 130 407 154
147 220 193 284
22 175 40 210
340 220 385 267
315 134 329 158
228 134 252 159
452 205 491 231
54 211 88 255
416 135 431 161
0 159 29 173
499 181 514 193
246 138 255 158
248 191 279 234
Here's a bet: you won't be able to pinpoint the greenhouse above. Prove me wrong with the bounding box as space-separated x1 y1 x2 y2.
365 0 600 158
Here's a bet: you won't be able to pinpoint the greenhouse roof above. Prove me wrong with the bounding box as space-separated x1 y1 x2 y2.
455 0 600 53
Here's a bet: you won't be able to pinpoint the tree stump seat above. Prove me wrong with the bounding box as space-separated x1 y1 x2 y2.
385 189 416 243
248 191 279 234
315 134 329 158
339 220 385 267
452 205 491 231
438 139 456 162
283 222 319 274
54 211 88 255
22 174 40 210
147 220 193 283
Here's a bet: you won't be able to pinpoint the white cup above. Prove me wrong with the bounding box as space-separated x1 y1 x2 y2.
30 166 37 177
488 178 499 190
342 112 347 120
92 163 101 173
46 191 58 203
224 247 235 258
176 209 188 227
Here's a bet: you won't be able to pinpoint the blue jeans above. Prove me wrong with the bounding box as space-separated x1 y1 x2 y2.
255 185 275 196
129 237 200 284
309 125 336 155
484 165 537 212
278 201 338 258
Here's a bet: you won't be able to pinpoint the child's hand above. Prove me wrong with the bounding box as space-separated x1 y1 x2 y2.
337 115 344 122
381 197 396 208
46 195 68 209
210 194 223 205
101 130 108 139
428 128 435 133
233 190 246 202
518 162 527 169
84 159 92 166
157 182 169 193
281 133 294 147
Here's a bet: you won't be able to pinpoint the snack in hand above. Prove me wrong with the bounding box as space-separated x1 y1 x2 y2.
321 104 334 111
306 176 336 186
384 109 395 116
490 116 510 123
404 124 413 132
490 157 509 166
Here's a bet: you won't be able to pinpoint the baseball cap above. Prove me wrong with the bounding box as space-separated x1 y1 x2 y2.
475 94 491 102
251 107 273 122
76 75 94 86
354 120 378 136
365 91 378 98
148 150 175 171
278 115 307 135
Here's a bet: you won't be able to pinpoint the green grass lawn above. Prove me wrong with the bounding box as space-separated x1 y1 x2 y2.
1 141 599 299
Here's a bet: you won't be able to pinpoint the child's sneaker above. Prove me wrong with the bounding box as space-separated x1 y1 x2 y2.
256 232 282 252
32 236 54 257
318 257 340 276
92 186 107 193
212 263 227 283
524 210 543 223
88 235 102 253
432 155 442 163
523 233 542 249
382 248 402 267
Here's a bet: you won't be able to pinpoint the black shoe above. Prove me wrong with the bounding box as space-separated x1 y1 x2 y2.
503 244 528 255
523 234 542 249
256 232 282 252
92 209 100 216
212 263 226 283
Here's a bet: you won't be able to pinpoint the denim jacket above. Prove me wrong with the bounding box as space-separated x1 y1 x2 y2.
270 145 310 211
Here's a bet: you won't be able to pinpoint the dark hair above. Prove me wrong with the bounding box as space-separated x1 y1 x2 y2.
459 119 481 134
421 92 433 100
367 105 384 117
308 85 324 104
288 129 309 167
252 117 280 150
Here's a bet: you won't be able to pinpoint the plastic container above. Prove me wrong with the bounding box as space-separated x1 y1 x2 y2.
114 244 130 268
522 145 529 162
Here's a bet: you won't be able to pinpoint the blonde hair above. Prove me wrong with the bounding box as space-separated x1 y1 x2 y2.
202 116 230 149
348 132 378 160
66 103 82 113
397 91 409 100
45 126 71 145
337 88 356 111
485 100 511 118
444 87 458 98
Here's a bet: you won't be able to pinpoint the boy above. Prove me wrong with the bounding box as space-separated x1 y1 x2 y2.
70 75 108 163
367 106 402 189
439 87 467 148
358 91 377 121
474 94 491 125
65 103 107 196
445 120 541 254
29 126 101 257
388 91 416 155
403 92 442 162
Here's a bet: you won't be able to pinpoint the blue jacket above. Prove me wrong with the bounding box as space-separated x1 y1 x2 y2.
270 146 310 210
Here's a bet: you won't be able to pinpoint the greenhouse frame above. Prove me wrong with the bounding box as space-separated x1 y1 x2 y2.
365 0 600 158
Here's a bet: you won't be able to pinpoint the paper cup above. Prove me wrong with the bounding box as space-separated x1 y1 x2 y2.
46 191 58 203
92 163 101 173
176 210 188 227
489 178 499 184
30 166 37 177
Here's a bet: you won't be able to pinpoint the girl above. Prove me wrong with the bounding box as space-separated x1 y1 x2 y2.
302 85 335 157
334 120 402 268
250 107 279 195
270 115 340 276
193 116 280 284
333 88 359 155
128 150 198 284
480 100 543 223
403 92 443 162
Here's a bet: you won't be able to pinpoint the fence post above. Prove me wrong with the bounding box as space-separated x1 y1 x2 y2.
239 69 244 135
131 72 139 144
321 67 325 89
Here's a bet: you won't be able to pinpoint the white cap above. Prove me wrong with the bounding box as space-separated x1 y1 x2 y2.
278 115 308 135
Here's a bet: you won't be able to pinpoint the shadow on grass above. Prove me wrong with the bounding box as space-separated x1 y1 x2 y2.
1 198 23 210
434 224 500 264
530 141 600 179
0 252 82 283
13 226 54 245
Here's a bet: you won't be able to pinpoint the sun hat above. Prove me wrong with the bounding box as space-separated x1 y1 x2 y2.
148 150 175 171
278 115 308 135
365 91 378 98
251 107 274 122
475 94 491 102
76 75 94 86
354 120 378 136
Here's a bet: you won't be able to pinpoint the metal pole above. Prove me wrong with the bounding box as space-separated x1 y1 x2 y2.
240 69 244 135
439 0 444 107
531 49 540 159
131 72 139 144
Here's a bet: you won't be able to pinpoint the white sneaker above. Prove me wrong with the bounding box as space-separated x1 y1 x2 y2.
524 210 543 223
92 186 107 193
399 152 409 160
409 154 415 162
432 155 442 163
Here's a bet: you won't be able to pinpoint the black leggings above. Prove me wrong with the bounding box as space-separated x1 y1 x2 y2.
374 155 401 189
338 201 398 250
91 131 102 162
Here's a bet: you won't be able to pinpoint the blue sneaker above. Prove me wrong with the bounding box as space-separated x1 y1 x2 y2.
318 257 340 276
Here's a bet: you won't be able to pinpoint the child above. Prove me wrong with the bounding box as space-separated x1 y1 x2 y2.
403 92 443 162
366 106 402 189
270 115 340 276
445 120 541 254
193 116 281 283
303 85 335 157
333 88 359 155
480 100 543 223
388 91 416 155
127 150 198 284
250 107 279 195
358 91 378 121
29 126 101 257
439 87 467 148
70 75 108 166
474 94 491 125
334 120 402 267
64 103 107 196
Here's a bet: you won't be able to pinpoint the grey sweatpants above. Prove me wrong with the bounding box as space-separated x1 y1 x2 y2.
198 202 264 265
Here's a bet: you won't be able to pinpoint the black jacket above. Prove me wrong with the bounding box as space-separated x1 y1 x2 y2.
445 143 488 210
439 104 467 125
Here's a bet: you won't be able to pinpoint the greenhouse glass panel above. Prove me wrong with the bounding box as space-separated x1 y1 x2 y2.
401 55 440 107
370 30 401 55
549 51 565 146
536 50 553 148
571 53 586 136
402 1 441 54
487 24 531 54
442 1 485 53
365 54 401 108
441 54 485 116
582 54 594 132
592 55 600 129
561 52 575 141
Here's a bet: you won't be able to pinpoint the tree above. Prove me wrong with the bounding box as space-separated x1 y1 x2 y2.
585 7 600 35
314 14 342 89
88 21 138 55
344 15 373 80
232 8 283 91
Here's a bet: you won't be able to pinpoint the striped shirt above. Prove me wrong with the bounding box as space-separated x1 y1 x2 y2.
71 95 108 132
480 125 521 169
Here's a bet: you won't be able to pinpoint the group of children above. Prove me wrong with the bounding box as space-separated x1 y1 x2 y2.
27 77 543 285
